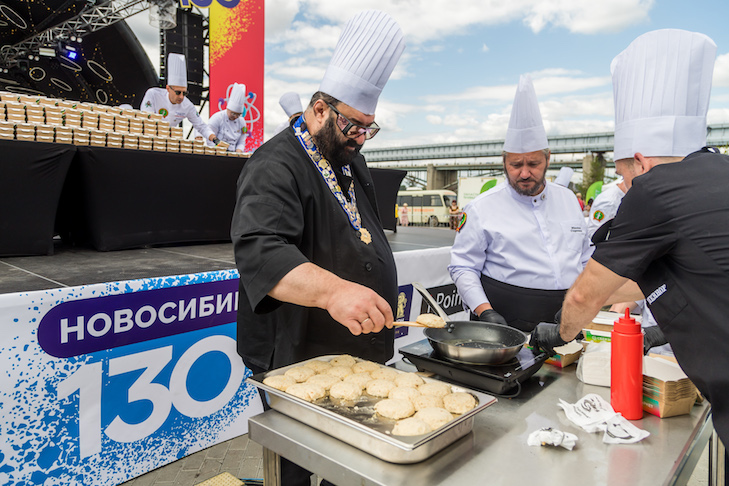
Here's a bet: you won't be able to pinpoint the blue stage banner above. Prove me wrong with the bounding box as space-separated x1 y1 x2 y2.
0 270 263 485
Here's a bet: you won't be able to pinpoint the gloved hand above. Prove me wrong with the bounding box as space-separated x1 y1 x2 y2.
554 308 563 324
529 323 567 356
477 309 508 326
643 326 668 354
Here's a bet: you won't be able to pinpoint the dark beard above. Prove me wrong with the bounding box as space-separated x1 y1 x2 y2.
509 178 546 196
312 116 362 168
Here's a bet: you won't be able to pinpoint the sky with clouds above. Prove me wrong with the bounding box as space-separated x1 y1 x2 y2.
127 0 729 150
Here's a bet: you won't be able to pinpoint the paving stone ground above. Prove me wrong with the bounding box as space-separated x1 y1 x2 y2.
118 434 263 486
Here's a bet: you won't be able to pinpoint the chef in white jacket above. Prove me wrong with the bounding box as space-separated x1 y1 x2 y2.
449 75 591 332
206 83 249 152
272 91 303 136
140 53 219 145
586 178 627 240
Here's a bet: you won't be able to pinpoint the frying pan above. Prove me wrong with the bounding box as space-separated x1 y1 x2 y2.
412 282 528 365
424 322 527 365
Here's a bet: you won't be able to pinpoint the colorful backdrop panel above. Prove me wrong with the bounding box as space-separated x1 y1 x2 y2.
210 0 264 152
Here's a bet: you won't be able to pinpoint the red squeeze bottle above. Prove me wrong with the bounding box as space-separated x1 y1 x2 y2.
610 308 644 419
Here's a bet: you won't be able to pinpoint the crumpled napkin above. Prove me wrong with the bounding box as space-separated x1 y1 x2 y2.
527 427 578 450
557 393 650 444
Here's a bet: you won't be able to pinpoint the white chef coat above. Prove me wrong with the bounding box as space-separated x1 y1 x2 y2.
449 181 591 312
587 181 626 240
140 87 213 139
272 120 290 137
206 109 248 152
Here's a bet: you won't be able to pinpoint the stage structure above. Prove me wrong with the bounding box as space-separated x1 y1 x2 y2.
0 0 158 107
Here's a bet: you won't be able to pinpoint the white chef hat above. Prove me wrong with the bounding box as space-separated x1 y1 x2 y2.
227 83 247 113
611 29 716 161
503 74 548 154
319 10 405 115
279 92 302 117
167 53 187 87
554 166 574 187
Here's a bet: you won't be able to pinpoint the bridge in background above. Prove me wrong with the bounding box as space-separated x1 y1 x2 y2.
362 123 729 188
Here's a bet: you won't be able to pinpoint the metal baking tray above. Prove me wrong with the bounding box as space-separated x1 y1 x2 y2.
247 355 497 464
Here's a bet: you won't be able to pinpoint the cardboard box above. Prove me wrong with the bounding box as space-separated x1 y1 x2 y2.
58 100 77 109
55 127 72 138
583 329 612 343
39 98 59 107
157 125 171 138
530 340 583 368
642 356 698 418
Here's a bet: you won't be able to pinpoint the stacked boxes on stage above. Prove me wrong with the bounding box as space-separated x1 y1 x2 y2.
0 91 246 156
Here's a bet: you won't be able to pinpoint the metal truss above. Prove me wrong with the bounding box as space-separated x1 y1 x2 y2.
0 0 151 67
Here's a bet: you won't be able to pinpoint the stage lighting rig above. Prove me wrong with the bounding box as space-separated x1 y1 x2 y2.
57 39 83 62
149 0 177 29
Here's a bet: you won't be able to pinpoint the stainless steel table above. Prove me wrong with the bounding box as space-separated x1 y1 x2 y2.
249 364 713 486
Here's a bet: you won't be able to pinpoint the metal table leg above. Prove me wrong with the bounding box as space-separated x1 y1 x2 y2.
710 430 726 486
262 447 281 486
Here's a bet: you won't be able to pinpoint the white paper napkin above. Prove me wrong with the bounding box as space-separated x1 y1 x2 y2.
527 427 578 450
558 393 650 444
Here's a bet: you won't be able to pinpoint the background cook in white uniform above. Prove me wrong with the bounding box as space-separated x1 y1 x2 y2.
588 177 670 355
206 83 248 152
586 179 627 240
140 53 215 142
272 91 303 136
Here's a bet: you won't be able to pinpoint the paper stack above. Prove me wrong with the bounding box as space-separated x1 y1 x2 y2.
583 311 642 343
642 356 697 418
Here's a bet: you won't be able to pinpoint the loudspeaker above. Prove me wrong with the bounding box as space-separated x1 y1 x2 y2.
162 9 205 105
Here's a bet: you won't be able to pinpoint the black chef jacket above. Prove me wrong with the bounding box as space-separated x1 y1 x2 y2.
592 147 729 444
230 126 398 371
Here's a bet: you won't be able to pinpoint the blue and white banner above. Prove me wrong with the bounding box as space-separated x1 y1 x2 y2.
0 270 263 485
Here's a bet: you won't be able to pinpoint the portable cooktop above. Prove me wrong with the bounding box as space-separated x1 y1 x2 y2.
399 339 549 396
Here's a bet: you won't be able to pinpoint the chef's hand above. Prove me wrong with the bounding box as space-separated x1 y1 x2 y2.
477 309 508 326
554 308 562 324
325 280 394 336
643 326 668 354
530 323 567 356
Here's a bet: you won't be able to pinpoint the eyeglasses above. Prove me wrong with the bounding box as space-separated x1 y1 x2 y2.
326 103 380 140
170 88 187 96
